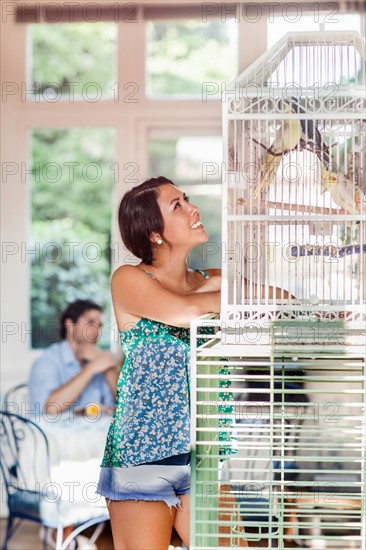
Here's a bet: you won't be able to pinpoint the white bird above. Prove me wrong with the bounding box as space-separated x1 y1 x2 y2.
329 137 366 210
322 168 365 215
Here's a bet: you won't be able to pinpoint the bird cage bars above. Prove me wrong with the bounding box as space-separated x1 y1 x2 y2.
221 31 366 345
190 316 366 549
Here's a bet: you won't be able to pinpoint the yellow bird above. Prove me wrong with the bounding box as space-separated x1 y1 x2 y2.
253 101 303 199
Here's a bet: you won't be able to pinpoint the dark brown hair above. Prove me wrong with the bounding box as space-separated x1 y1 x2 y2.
60 299 102 339
118 176 173 265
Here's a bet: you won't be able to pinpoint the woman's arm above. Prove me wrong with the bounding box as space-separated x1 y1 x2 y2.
112 266 220 329
244 280 293 300
203 269 292 299
103 366 119 400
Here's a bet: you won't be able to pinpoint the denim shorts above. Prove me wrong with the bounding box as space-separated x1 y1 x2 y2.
97 463 190 508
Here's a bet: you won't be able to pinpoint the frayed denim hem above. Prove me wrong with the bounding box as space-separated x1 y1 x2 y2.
103 494 181 509
97 464 190 509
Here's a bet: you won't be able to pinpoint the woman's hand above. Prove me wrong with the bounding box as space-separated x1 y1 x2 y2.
190 275 221 294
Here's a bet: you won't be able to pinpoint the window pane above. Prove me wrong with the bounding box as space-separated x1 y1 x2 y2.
29 23 117 100
148 133 222 268
146 19 238 97
149 133 222 185
30 128 115 348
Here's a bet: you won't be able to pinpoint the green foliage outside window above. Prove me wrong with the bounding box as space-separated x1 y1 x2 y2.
31 128 115 348
30 23 116 97
146 20 238 96
31 220 111 348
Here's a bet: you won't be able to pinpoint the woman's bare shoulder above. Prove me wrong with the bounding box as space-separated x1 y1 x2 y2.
111 265 156 297
111 264 145 282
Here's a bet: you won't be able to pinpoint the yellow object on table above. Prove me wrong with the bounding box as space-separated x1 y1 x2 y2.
84 403 101 416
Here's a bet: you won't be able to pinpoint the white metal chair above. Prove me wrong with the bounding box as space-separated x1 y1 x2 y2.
0 412 109 550
2 383 29 415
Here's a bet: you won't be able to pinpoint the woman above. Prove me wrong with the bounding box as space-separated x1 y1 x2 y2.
97 176 222 550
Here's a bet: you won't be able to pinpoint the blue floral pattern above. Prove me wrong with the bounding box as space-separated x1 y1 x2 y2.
101 318 192 467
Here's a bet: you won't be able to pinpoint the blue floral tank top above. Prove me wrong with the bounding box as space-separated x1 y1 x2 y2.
100 269 236 468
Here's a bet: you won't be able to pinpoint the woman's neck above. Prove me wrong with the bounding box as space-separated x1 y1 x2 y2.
141 250 195 290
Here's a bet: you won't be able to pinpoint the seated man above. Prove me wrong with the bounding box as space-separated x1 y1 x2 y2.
29 299 120 415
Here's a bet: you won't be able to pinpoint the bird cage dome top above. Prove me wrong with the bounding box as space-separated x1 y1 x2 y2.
231 30 366 94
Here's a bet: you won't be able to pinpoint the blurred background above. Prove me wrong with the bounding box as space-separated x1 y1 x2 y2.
1 0 365 387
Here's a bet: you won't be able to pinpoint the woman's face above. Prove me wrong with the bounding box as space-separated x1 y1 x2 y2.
156 184 208 248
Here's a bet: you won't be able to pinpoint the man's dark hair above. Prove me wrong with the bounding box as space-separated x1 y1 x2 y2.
118 176 173 265
60 299 103 339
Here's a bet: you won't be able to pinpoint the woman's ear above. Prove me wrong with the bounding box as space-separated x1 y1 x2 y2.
150 232 163 245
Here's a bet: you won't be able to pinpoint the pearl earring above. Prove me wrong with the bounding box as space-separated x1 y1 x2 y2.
156 239 163 245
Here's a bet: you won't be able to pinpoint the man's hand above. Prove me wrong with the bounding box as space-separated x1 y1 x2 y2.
88 350 119 374
76 344 119 374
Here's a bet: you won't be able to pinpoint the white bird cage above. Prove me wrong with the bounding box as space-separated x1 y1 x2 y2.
190 30 366 550
221 31 366 346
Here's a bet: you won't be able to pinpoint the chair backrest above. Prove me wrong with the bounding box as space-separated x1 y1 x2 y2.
0 412 51 498
3 384 29 415
1 411 109 544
